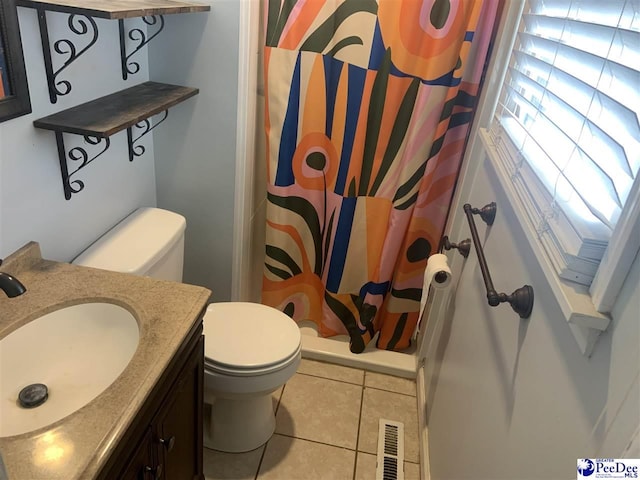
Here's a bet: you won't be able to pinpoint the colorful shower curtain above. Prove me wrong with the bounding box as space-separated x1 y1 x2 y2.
262 0 498 352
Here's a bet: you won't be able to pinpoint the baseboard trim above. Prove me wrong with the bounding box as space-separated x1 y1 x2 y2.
417 364 431 480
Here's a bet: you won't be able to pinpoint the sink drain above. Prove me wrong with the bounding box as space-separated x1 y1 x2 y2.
18 383 49 408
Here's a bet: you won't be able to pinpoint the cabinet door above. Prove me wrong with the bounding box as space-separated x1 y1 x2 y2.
119 427 160 480
155 336 204 480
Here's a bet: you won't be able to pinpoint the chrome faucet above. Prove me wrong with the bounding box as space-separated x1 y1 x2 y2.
0 260 26 297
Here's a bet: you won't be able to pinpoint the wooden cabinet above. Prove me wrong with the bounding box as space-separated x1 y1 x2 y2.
118 428 155 480
97 322 204 480
154 334 203 480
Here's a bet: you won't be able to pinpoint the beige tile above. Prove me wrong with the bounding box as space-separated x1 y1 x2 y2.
297 358 364 385
365 371 416 396
354 452 376 480
258 434 355 480
203 445 264 480
276 374 362 449
355 452 420 480
358 387 420 463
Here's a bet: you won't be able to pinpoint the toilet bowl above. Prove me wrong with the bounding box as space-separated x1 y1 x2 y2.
203 302 301 452
73 207 301 453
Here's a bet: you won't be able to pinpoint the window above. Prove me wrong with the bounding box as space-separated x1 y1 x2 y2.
488 0 640 296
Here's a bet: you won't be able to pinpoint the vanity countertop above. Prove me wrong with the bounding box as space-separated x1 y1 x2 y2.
0 242 211 479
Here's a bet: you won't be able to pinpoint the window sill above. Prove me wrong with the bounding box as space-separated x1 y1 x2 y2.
479 129 610 356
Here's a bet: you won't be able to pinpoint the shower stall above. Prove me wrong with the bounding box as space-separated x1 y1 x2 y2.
230 1 416 377
231 0 496 379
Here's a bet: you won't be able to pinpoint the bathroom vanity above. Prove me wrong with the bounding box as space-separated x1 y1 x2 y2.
97 324 204 480
0 242 211 479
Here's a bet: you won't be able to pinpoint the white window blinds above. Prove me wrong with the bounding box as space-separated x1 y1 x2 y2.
489 0 640 286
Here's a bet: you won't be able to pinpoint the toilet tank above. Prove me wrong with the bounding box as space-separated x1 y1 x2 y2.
73 208 186 282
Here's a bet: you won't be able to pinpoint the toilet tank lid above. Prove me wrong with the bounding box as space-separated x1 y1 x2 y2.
72 208 186 275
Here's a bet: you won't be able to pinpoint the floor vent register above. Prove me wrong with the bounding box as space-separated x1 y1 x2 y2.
376 419 405 480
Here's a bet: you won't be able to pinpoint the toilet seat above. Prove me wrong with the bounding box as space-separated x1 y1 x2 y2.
204 345 301 377
203 302 301 377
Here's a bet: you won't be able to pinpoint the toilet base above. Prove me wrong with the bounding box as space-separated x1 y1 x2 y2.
204 393 275 453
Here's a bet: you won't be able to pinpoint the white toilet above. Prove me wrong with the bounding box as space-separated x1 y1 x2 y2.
73 207 301 453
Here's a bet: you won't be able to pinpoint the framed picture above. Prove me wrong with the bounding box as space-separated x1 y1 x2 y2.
0 0 30 122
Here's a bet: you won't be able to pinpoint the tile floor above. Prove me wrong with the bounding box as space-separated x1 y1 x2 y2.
203 359 421 480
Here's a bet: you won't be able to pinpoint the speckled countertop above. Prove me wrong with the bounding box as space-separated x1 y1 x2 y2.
0 242 211 480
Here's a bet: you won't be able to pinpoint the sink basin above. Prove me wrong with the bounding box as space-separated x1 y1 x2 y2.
0 302 139 437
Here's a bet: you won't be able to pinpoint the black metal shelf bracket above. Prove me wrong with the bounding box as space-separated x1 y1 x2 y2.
127 110 169 161
55 132 111 199
36 9 99 104
119 15 165 81
463 202 534 319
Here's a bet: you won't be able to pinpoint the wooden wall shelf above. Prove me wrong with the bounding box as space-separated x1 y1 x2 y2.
34 81 198 136
19 1 209 199
34 81 199 199
17 0 210 102
17 0 210 20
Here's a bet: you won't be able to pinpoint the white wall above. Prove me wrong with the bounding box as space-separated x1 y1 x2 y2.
421 3 639 475
423 148 640 479
149 1 240 300
0 8 156 261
